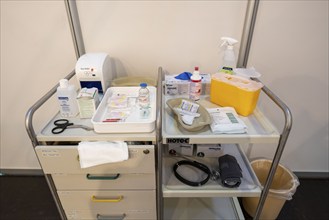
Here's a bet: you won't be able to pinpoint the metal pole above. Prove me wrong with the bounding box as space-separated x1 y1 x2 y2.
156 67 164 220
237 1 293 219
237 0 260 68
64 0 85 59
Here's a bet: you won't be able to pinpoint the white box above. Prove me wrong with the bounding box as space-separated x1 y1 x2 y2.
77 88 100 118
168 143 194 156
165 74 211 96
196 144 223 157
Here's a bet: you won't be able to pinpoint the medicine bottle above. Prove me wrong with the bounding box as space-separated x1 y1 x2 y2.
189 67 202 101
56 79 79 117
138 83 150 108
138 83 150 118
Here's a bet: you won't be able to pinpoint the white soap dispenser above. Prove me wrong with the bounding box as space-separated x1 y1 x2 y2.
56 79 79 117
219 37 238 74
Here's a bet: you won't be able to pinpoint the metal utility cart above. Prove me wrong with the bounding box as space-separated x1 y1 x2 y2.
157 67 292 220
26 67 291 220
25 70 161 220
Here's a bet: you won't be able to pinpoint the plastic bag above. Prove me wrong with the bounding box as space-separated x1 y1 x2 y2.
250 158 300 200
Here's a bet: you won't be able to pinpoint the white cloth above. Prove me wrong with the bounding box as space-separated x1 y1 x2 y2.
207 107 247 134
78 141 128 168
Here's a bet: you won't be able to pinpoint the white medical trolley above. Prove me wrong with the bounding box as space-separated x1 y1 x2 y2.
26 67 292 220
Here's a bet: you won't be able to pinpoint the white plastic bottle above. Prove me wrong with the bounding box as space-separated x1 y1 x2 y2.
189 67 202 101
56 79 79 117
219 37 238 74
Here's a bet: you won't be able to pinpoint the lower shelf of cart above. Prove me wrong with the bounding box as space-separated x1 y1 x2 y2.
162 144 261 197
164 197 245 220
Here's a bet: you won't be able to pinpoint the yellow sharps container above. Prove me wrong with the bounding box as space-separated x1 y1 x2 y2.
210 73 263 116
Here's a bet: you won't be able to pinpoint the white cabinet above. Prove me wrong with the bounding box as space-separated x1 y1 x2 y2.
33 114 157 220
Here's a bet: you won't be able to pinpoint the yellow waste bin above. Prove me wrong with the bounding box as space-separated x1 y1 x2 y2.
242 159 299 219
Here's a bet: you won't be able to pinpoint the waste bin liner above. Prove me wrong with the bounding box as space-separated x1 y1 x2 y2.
242 159 299 219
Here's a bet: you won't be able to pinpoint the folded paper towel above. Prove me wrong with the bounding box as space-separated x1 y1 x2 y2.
78 141 129 168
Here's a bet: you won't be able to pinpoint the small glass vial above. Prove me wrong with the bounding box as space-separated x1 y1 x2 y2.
138 83 150 118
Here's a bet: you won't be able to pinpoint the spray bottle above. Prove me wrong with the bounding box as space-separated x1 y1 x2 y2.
219 37 238 74
189 67 202 101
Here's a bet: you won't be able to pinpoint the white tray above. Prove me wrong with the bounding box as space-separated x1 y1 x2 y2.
91 86 156 133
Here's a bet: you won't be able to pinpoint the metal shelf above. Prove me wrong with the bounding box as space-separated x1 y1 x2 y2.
37 112 156 143
162 144 261 198
162 94 280 145
164 197 245 220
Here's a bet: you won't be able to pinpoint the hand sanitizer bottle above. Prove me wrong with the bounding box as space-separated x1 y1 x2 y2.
189 67 202 101
56 79 79 117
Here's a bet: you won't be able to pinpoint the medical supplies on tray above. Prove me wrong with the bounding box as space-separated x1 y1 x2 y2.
91 86 156 133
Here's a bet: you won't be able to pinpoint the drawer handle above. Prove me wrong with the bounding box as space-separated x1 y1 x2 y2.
86 173 120 180
97 213 126 220
92 195 123 203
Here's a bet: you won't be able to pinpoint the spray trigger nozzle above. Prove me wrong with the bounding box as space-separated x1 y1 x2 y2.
220 37 238 48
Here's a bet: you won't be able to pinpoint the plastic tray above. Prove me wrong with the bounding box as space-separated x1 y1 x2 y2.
91 87 156 133
166 98 211 132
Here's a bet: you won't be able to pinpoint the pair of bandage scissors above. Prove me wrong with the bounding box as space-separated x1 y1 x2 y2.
51 119 93 134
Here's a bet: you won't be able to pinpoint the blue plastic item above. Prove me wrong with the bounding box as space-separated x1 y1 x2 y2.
174 72 192 80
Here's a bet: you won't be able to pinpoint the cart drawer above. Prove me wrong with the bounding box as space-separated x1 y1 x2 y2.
64 209 156 219
35 145 155 174
58 190 156 218
52 173 155 190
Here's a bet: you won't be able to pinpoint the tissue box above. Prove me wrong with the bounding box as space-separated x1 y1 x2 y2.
165 74 211 96
168 143 194 156
196 144 223 157
77 87 100 118
210 73 263 116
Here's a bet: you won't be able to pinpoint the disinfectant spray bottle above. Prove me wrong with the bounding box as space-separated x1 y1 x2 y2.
219 37 238 74
189 67 202 101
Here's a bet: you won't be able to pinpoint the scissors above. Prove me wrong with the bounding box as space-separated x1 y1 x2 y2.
51 119 93 134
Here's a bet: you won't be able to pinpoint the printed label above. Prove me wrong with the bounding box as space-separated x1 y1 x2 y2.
41 149 60 157
167 138 190 144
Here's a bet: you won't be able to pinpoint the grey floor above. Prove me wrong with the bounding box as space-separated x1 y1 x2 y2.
0 175 328 220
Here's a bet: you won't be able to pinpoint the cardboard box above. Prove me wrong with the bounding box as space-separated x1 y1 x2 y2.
77 87 100 118
165 74 211 96
168 143 194 156
196 144 223 157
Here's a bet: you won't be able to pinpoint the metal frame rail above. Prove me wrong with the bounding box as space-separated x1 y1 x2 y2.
252 78 292 219
25 70 75 220
156 67 164 220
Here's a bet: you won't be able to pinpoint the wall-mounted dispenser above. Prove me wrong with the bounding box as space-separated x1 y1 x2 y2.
75 53 112 93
